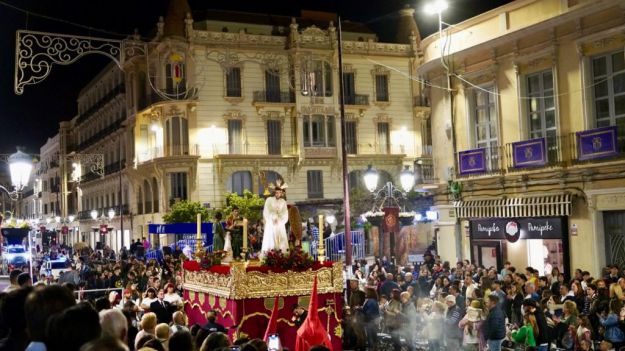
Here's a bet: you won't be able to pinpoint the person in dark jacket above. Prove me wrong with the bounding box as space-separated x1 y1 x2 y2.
523 299 550 351
485 295 506 351
444 294 464 350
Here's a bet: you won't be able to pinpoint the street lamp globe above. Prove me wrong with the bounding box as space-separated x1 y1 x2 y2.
55 216 61 223
8 148 33 192
326 215 336 225
68 215 75 223
90 210 98 220
363 165 379 193
46 217 52 224
399 165 416 192
108 208 115 220
424 0 448 15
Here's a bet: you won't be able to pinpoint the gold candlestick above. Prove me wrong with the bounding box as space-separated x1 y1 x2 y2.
242 218 248 260
318 214 325 263
196 213 203 254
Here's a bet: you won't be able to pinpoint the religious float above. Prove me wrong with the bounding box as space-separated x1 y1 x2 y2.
182 255 344 351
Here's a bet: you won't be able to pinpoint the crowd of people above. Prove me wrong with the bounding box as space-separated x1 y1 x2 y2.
0 242 332 351
343 253 625 351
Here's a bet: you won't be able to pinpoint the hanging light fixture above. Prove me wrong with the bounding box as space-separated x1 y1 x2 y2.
8 148 33 192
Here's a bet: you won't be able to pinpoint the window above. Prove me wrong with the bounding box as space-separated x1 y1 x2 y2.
44 204 48 215
267 120 281 155
343 72 356 104
592 51 625 142
375 74 389 102
265 69 281 102
136 187 144 215
165 58 186 96
527 70 557 161
377 122 390 154
345 121 357 154
303 115 336 147
302 61 332 97
143 179 152 213
226 67 242 97
169 172 188 204
228 120 243 154
471 86 499 169
165 117 189 156
228 171 252 196
307 170 323 199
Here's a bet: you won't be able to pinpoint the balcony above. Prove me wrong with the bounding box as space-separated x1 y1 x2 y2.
505 136 566 171
415 157 437 184
76 83 125 126
344 94 369 106
211 143 283 157
104 159 126 175
456 146 504 178
350 143 408 156
75 118 124 151
569 125 625 164
77 204 129 221
136 144 199 164
253 91 295 104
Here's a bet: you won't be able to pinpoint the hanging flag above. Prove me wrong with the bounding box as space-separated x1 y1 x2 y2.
295 275 333 351
263 296 280 342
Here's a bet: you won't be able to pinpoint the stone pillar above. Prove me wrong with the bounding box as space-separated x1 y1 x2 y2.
432 204 461 263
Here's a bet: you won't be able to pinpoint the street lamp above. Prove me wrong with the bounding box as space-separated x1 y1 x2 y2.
8 148 33 193
399 165 416 193
424 0 448 15
68 215 75 223
90 209 98 220
108 208 115 220
363 165 379 193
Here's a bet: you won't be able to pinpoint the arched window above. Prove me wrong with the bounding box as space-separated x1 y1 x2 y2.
227 171 252 196
165 117 189 156
302 60 332 97
165 52 186 96
258 171 283 195
143 179 153 213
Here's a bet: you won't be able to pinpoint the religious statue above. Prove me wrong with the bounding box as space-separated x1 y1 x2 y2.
226 206 244 259
261 180 289 254
212 212 225 251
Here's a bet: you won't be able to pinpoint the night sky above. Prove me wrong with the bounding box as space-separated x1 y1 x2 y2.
0 0 513 155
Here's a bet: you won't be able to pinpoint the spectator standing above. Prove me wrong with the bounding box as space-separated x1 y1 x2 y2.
444 294 464 351
510 313 538 350
361 288 379 351
25 285 76 351
458 300 484 351
484 295 506 351
149 289 173 324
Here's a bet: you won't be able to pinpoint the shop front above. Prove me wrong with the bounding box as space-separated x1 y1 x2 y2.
469 217 569 277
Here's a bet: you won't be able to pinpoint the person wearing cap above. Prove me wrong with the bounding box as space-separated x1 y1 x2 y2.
3 269 22 292
484 295 506 351
163 282 182 308
444 294 464 350
261 180 289 255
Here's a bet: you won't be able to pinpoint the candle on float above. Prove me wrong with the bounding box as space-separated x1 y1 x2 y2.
318 214 324 243
243 218 248 252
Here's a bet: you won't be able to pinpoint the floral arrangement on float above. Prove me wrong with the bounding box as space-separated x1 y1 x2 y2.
363 210 384 226
263 247 315 271
398 211 417 226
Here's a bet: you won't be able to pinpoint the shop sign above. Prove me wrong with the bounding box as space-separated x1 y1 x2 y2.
512 138 547 168
471 217 564 240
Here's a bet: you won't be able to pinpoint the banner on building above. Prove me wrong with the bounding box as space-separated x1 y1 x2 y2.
458 148 487 175
576 126 619 161
382 207 400 234
512 138 547 168
147 223 213 235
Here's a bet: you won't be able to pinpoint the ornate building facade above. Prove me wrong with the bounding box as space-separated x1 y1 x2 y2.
420 0 625 276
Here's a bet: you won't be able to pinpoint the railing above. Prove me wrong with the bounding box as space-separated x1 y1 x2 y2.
253 91 295 103
76 118 124 151
77 204 129 220
308 229 366 262
104 159 125 175
352 143 408 155
136 144 199 163
505 135 567 171
455 146 504 178
344 94 369 105
413 95 430 107
22 189 34 198
76 84 125 126
416 157 437 184
209 142 280 156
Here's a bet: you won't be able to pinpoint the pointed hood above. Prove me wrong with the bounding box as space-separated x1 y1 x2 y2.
295 276 333 351
264 296 280 342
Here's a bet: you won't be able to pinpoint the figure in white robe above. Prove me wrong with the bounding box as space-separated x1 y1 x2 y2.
261 187 289 254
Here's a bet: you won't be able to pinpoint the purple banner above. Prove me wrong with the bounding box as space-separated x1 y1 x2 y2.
458 148 487 175
576 126 618 161
512 138 546 168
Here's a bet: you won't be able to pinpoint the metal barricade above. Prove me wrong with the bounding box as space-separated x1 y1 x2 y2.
309 230 366 262
74 287 124 304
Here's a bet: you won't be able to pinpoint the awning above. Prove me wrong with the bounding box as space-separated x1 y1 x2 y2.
454 194 572 219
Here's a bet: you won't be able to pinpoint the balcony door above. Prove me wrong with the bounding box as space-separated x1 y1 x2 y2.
527 70 557 162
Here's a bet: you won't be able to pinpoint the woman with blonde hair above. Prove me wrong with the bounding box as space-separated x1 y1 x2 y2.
511 313 537 350
609 282 624 301
135 312 157 350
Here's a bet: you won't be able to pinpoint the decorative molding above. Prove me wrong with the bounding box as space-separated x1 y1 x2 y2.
342 40 412 57
300 105 336 115
223 110 246 121
193 31 286 48
373 113 392 124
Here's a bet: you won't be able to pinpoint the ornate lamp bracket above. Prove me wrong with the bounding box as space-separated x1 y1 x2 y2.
14 29 146 95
